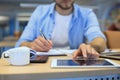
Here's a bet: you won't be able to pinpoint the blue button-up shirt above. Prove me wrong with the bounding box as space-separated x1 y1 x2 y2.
15 3 105 49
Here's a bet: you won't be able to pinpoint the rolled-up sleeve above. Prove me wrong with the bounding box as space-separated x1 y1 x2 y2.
84 10 106 43
15 7 40 47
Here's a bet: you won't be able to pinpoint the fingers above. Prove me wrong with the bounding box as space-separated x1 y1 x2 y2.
91 48 99 58
48 40 53 47
87 46 99 58
72 44 99 59
31 36 53 52
72 50 80 60
79 44 87 58
31 42 49 52
38 36 52 48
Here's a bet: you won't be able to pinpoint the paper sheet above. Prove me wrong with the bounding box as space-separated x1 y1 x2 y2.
102 49 118 53
36 49 76 56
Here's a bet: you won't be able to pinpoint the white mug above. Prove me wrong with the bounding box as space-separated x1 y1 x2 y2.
2 47 30 66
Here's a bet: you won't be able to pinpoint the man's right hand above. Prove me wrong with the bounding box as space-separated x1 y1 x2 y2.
21 36 53 52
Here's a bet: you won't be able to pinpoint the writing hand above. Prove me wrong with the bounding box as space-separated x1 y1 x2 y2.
30 36 53 52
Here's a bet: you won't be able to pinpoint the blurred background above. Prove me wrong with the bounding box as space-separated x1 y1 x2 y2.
0 0 120 56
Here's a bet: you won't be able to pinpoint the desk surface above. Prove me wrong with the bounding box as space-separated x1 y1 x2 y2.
0 54 120 80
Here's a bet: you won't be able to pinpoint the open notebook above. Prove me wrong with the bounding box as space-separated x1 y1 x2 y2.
36 49 76 56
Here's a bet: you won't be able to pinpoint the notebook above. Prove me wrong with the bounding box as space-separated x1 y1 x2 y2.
36 49 76 56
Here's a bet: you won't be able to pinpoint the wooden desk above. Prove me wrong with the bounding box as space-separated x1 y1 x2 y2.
0 55 120 80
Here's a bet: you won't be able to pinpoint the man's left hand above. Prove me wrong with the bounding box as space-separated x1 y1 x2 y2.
72 43 99 59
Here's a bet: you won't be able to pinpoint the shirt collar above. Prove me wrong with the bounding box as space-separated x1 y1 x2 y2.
72 4 79 21
49 3 79 21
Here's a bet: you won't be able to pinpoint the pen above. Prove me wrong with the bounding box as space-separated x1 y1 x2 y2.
40 30 50 44
40 30 47 40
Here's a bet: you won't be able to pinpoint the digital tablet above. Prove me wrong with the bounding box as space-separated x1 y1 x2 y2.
51 59 120 68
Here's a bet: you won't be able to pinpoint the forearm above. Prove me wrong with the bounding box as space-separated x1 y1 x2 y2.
20 42 32 48
89 37 106 52
19 37 53 52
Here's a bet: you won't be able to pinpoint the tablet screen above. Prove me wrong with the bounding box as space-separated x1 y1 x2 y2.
57 59 113 66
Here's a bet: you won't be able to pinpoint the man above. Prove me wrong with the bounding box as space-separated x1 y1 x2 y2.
16 0 106 59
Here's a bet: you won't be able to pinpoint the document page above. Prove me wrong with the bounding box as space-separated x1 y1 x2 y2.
102 49 118 54
36 49 76 56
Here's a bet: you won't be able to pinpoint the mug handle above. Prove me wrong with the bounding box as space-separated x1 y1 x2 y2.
1 51 10 62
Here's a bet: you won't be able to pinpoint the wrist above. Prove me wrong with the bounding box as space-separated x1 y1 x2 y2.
20 42 32 48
